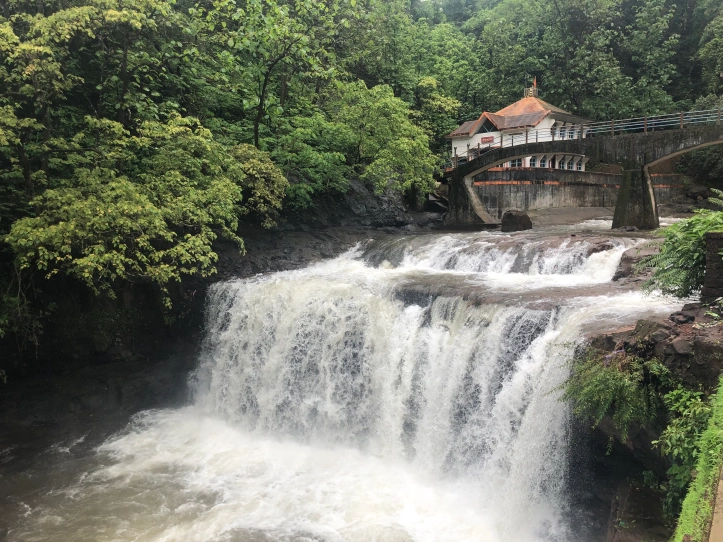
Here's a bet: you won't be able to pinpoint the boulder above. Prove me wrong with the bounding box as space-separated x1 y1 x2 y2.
669 312 695 325
686 185 713 200
501 210 532 232
612 244 660 281
587 241 614 255
672 338 693 356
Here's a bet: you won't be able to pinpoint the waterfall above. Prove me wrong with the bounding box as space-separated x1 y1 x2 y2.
6 231 680 542
193 281 570 534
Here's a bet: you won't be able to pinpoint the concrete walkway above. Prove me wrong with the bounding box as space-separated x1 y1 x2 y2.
708 469 723 542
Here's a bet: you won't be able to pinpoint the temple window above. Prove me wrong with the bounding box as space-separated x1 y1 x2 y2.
530 157 537 167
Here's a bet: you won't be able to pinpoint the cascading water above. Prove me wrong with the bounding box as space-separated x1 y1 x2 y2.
3 226 681 542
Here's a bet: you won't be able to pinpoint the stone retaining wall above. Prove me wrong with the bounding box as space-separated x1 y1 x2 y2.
703 232 723 299
460 169 685 221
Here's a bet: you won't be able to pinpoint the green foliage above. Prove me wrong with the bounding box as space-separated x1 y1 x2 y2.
563 347 718 520
230 144 289 227
270 112 351 209
562 350 670 442
655 388 713 516
412 77 462 155
5 115 250 306
271 80 438 204
641 197 723 298
0 285 46 352
324 81 438 194
698 13 723 95
671 378 723 542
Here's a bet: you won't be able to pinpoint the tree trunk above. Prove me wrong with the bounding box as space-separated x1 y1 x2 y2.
118 34 130 125
18 146 36 204
280 73 288 108
254 70 272 148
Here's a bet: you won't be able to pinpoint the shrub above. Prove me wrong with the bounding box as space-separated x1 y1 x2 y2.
640 192 723 298
562 350 670 442
671 379 723 542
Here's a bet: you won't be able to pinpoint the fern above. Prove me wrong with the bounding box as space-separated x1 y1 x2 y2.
562 350 671 441
640 190 723 298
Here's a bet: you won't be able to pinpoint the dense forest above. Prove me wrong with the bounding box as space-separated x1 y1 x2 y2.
1 0 723 352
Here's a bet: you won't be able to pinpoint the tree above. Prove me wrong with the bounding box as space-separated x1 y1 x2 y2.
5 115 288 305
411 77 461 155
323 81 437 193
698 14 723 95
199 0 346 147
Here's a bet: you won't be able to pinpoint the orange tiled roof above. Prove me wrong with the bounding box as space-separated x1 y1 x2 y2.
447 96 588 138
494 96 568 117
446 120 480 138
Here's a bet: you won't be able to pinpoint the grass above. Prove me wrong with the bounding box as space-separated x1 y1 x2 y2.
672 376 723 542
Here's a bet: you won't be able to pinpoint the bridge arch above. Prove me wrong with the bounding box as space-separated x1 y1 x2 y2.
448 124 723 229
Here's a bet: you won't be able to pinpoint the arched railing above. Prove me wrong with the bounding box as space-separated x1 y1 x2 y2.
447 108 723 171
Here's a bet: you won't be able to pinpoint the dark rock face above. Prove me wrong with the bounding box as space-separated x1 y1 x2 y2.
500 210 533 232
285 178 415 229
589 306 723 391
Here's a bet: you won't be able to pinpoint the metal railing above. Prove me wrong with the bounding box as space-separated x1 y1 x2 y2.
446 107 723 170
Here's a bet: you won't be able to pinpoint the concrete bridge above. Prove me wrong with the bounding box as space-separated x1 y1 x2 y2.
446 111 723 229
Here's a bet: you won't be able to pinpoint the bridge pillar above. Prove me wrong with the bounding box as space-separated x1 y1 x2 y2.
612 168 659 230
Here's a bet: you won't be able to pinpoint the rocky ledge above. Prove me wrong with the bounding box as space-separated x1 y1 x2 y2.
591 304 723 390
579 301 723 542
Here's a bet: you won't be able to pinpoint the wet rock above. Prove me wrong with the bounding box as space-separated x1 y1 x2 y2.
401 224 423 232
587 242 614 255
653 341 667 358
411 212 443 228
612 244 660 281
669 312 695 325
672 338 693 355
686 185 713 200
633 317 675 340
590 326 636 351
501 210 532 232
650 329 671 343
591 307 723 390
215 227 380 280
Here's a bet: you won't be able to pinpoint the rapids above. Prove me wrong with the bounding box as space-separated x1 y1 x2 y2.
2 222 681 541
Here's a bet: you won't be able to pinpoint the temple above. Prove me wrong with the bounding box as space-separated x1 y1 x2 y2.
446 81 591 171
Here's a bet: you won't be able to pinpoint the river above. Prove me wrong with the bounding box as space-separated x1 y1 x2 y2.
1 220 681 541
